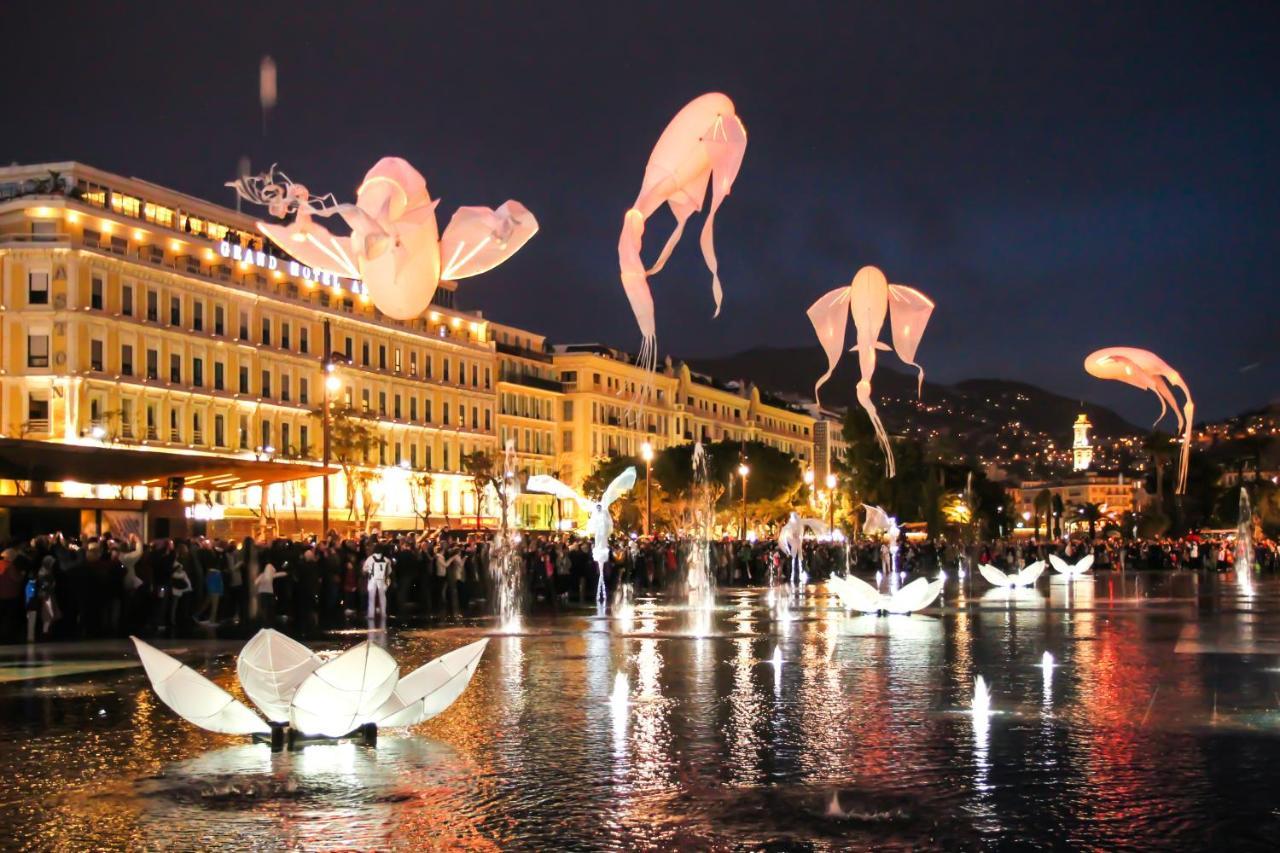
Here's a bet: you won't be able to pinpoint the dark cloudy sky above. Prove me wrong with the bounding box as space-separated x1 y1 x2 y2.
5 2 1277 423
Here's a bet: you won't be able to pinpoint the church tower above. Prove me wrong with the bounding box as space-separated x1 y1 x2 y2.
1073 413 1093 471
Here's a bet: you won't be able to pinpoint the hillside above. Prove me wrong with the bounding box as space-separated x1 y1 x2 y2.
684 346 1144 478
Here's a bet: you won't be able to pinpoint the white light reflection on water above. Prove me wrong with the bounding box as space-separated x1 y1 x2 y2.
727 637 764 786
630 637 672 790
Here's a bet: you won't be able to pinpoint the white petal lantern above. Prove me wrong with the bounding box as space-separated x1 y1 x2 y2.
131 633 487 747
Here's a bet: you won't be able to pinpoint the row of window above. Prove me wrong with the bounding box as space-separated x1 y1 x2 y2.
27 270 494 388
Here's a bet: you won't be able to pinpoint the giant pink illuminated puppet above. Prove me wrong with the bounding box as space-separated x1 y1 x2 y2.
619 93 747 374
1084 347 1194 494
807 266 935 478
229 157 537 319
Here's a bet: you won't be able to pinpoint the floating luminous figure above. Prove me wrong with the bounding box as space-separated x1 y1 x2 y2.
827 573 943 615
230 158 537 320
1048 553 1094 578
978 560 1045 589
808 267 935 477
526 467 637 604
619 93 747 374
1084 347 1193 493
132 633 487 741
778 512 829 586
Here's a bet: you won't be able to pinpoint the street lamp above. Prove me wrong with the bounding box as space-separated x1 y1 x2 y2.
997 504 1004 538
737 462 750 540
320 318 349 540
641 441 654 536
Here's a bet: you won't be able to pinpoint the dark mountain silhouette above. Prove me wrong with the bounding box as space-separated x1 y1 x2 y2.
683 346 1144 477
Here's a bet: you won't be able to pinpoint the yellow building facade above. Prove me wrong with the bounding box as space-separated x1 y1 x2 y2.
1 162 828 535
1 162 497 534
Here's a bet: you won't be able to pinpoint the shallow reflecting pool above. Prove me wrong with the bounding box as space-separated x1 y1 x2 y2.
2 570 1279 850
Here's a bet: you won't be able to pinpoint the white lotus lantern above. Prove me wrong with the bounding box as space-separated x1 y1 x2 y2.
978 560 1046 589
826 574 943 615
1049 553 1094 579
131 631 487 747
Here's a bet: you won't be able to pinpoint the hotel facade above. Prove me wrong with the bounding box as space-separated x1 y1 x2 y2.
0 162 833 539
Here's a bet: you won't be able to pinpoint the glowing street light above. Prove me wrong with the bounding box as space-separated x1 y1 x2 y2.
320 318 352 538
738 461 750 540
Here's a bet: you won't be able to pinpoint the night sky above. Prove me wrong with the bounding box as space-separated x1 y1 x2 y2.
5 2 1277 423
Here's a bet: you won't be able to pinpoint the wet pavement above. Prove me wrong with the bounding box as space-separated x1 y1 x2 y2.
1 569 1278 851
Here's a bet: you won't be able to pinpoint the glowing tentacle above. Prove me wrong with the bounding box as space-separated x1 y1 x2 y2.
699 113 748 316
805 286 853 405
857 379 895 479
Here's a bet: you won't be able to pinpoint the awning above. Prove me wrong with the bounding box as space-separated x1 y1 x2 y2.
0 438 335 491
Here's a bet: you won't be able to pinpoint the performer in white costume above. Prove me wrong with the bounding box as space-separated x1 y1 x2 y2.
778 512 829 586
363 550 393 624
526 467 637 604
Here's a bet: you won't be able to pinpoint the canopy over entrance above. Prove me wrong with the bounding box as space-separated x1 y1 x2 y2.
0 439 334 490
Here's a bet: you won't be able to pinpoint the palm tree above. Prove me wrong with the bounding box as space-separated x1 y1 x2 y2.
1034 489 1052 537
1143 431 1175 509
1076 501 1105 540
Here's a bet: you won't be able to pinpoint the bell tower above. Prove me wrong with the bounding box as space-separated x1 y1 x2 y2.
1073 412 1093 472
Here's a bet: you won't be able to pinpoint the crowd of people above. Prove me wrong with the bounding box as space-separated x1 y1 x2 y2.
0 528 1274 645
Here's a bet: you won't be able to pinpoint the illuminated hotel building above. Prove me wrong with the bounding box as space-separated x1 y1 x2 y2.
0 161 825 537
0 161 498 535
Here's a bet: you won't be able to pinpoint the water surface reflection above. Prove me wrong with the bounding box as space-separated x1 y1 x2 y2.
2 572 1279 849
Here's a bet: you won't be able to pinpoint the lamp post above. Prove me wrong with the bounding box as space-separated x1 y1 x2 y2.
997 505 1004 538
804 468 814 509
641 441 654 537
320 318 348 540
825 472 837 532
737 462 750 540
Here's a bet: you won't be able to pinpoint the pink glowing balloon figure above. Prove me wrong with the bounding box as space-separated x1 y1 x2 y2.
1084 347 1194 494
619 93 747 373
229 158 537 320
807 266 935 478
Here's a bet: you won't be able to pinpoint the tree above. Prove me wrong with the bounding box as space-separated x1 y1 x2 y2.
313 406 378 528
1034 489 1052 537
461 450 497 530
1143 431 1175 511
1075 501 1104 539
409 471 434 529
580 439 801 535
462 449 516 532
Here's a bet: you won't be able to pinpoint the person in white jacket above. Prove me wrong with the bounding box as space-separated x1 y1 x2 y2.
363 549 393 624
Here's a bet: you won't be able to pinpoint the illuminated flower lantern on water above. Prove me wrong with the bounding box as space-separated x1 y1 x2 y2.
978 560 1045 589
807 266 935 477
1084 347 1194 494
1049 553 1094 578
827 573 942 615
131 631 487 749
230 157 537 319
619 93 747 376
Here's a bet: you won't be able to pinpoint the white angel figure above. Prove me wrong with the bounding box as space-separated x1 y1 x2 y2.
131 633 488 743
1049 553 1094 579
526 467 637 603
977 560 1046 589
863 504 901 576
827 573 943 615
778 512 829 586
